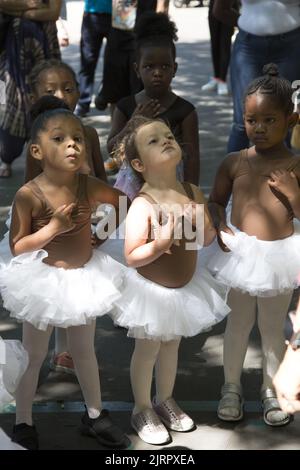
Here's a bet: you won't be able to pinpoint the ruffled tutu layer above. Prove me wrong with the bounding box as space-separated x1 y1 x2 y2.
111 263 230 341
208 221 300 297
0 249 124 330
0 337 28 407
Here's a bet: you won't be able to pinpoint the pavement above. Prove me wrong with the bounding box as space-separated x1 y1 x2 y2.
0 2 300 458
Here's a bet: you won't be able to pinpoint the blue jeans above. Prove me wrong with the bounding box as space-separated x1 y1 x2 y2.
228 26 300 152
78 12 111 110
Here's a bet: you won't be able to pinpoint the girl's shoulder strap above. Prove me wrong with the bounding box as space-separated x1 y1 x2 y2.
25 180 46 203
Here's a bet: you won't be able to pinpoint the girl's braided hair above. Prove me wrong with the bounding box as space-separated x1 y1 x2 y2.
244 63 294 114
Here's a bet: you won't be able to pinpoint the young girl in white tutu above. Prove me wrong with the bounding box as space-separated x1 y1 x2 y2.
0 103 130 450
208 63 300 426
109 116 230 445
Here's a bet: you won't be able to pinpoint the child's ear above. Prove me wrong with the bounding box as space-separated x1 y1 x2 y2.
288 112 299 128
134 62 140 78
173 62 178 77
131 158 144 173
30 143 43 161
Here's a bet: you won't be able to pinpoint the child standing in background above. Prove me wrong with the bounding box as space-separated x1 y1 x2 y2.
107 12 200 200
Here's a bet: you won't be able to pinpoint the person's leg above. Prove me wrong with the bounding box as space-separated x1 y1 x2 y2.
12 322 53 449
155 339 181 404
257 292 293 425
130 338 161 414
218 21 234 83
130 338 170 444
77 13 111 113
228 30 266 152
218 289 257 420
15 322 53 426
153 338 194 432
67 321 101 416
208 0 221 80
258 293 293 389
0 128 25 176
67 321 130 447
224 290 257 385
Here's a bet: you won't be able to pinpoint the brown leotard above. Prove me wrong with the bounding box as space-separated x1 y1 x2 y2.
231 149 300 240
25 174 92 269
136 182 197 288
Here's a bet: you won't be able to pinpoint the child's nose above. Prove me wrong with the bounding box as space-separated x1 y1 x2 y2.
153 67 162 77
255 123 266 132
55 90 65 100
67 138 76 147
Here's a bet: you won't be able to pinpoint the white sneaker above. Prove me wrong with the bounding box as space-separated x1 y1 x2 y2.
153 397 195 432
131 408 171 445
201 78 218 92
217 82 229 96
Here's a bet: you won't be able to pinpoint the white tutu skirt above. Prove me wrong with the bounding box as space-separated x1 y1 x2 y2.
208 221 300 297
111 263 230 342
0 249 124 330
0 337 28 407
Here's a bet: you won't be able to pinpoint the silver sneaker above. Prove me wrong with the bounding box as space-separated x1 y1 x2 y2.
131 408 171 445
153 397 195 432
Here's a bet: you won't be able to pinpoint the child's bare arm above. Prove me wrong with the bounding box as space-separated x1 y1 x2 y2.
187 184 216 246
10 187 75 256
181 110 200 185
24 144 42 183
85 126 107 182
125 198 174 268
208 154 236 227
208 154 238 250
107 108 129 155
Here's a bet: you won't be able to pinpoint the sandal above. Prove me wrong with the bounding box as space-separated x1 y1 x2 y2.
217 383 244 422
261 388 292 427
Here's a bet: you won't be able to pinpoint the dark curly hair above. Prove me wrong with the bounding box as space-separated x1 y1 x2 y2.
134 12 178 62
244 63 294 114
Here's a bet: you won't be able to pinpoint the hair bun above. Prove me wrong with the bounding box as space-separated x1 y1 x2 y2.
262 63 279 78
135 12 178 42
30 95 70 122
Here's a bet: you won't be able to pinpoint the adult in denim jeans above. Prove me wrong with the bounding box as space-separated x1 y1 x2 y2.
75 0 112 117
214 0 300 152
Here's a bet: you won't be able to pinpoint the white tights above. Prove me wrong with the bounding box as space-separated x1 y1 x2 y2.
15 321 101 425
130 338 181 415
223 289 293 390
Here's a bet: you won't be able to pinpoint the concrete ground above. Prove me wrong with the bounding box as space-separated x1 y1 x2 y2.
0 2 300 456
